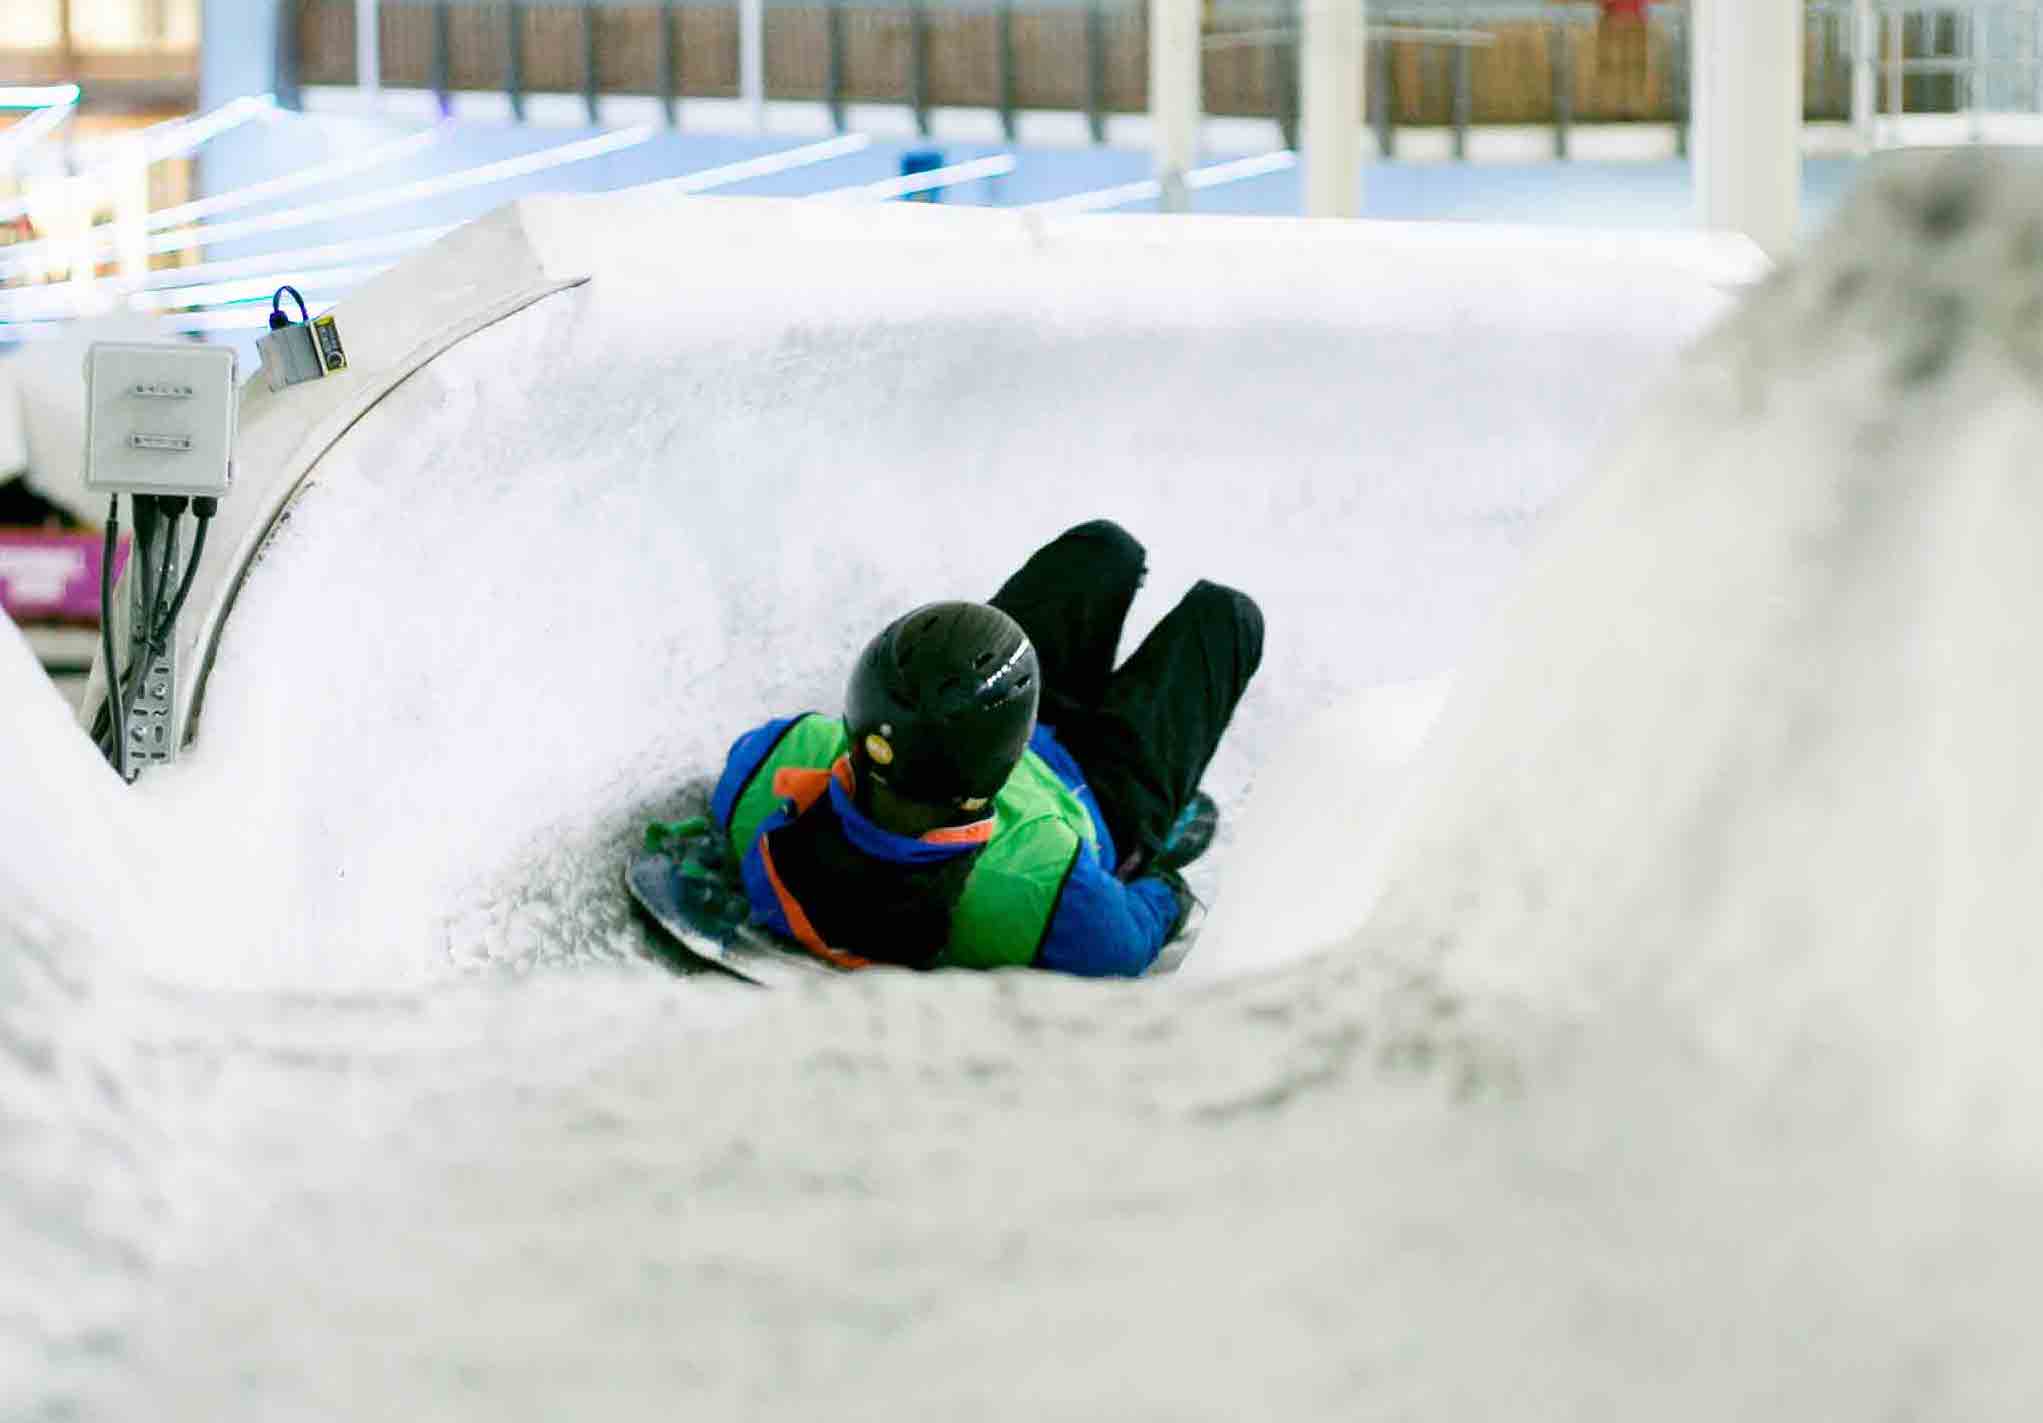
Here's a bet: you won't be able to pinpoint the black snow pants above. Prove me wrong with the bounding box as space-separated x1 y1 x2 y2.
989 519 1264 874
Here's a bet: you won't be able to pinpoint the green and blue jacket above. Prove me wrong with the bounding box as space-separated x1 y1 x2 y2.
712 714 1178 976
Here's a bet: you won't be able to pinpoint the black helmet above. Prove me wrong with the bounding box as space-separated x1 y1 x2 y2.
845 601 1039 808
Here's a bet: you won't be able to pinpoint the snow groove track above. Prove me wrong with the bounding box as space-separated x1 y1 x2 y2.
48 171 2043 1422
124 191 1760 984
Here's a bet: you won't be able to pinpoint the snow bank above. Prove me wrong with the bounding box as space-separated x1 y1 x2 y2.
1348 147 2043 1176
0 616 159 1418
1193 676 1448 977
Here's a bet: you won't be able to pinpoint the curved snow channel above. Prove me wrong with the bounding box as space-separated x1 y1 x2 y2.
34 163 2043 1421
130 193 1751 990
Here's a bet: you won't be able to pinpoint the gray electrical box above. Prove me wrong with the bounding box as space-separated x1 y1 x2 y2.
82 342 237 497
258 313 349 392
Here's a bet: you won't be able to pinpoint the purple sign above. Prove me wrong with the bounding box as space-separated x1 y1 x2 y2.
0 529 131 624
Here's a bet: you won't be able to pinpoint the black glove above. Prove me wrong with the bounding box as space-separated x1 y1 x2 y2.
1114 792 1219 883
1146 866 1198 941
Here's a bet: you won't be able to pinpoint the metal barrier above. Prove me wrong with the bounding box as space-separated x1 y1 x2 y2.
294 0 1612 144
231 1 2043 155
1831 1 2043 146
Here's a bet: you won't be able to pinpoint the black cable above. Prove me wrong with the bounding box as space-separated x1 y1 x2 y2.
271 285 310 329
148 506 208 647
144 501 180 644
99 493 126 781
89 492 219 779
120 498 216 768
118 498 173 717
110 500 153 747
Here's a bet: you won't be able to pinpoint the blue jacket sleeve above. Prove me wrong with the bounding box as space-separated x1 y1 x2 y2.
711 715 802 833
736 805 799 938
1034 850 1180 978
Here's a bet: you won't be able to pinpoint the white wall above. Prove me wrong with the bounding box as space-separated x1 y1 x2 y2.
0 363 26 481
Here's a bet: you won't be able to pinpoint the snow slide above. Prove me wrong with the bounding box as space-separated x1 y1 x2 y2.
23 156 2042 1420
95 191 1756 985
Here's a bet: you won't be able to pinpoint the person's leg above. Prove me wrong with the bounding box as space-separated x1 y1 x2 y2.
988 519 1146 727
1059 580 1264 865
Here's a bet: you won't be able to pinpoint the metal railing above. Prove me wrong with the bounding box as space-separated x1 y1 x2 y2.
1831 1 2043 146
22 2 2043 343
291 0 1638 147
125 2 2043 158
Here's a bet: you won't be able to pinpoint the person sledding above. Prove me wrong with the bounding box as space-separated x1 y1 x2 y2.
657 519 1263 976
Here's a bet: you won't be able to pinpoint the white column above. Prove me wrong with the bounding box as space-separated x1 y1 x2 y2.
356 0 381 100
1692 0 1801 258
1301 0 1363 218
1851 0 1876 152
741 0 767 130
1150 0 1201 212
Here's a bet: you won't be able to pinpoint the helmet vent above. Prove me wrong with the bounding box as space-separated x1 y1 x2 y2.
973 651 997 669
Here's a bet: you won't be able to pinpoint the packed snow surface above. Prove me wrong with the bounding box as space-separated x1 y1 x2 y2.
130 191 1753 991
13 156 2040 1418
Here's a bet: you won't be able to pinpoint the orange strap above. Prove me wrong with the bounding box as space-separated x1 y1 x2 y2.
922 817 996 847
759 752 989 967
758 819 873 972
771 757 853 815
776 757 994 847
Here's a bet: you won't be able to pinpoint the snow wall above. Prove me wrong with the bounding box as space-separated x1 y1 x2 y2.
21 155 2043 1419
95 188 1759 987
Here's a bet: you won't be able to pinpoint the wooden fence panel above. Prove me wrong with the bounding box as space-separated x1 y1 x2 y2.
1007 10 1085 110
512 6 581 93
1204 25 1278 118
379 6 429 87
765 9 830 100
1100 7 1145 113
837 6 911 103
446 5 508 90
595 7 670 93
925 11 1002 108
297 0 356 86
1468 27 1551 123
676 7 739 96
